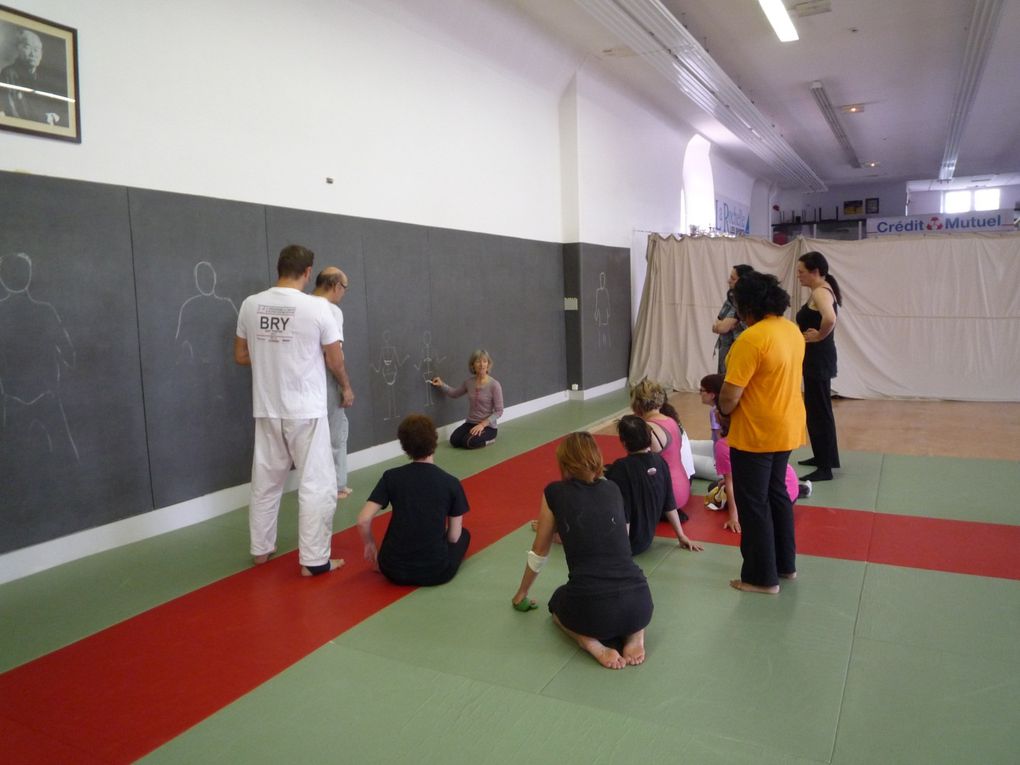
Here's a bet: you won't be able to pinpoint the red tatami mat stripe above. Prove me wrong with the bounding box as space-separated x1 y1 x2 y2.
2 434 1018 763
0 437 573 763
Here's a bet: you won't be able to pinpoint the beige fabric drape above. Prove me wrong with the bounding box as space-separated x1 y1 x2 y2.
630 232 1020 402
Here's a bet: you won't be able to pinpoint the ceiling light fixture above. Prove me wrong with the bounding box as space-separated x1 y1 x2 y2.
840 104 864 114
758 0 799 42
577 0 825 191
810 81 861 168
939 0 1005 180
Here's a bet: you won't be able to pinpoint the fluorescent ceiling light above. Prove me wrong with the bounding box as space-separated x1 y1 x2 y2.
758 0 799 42
810 81 861 168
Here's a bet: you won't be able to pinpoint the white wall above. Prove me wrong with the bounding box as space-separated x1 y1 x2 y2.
1 0 569 242
572 61 690 247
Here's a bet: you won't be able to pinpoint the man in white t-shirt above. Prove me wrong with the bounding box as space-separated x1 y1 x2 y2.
234 245 347 576
312 267 355 498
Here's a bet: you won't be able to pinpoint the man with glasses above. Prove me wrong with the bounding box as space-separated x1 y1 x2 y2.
313 267 355 498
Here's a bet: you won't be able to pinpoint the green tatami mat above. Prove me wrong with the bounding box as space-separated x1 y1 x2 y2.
855 563 1020 663
142 639 820 765
875 453 1020 524
832 637 1020 765
789 447 884 511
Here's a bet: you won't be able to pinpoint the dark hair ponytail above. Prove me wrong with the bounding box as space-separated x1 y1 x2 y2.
799 251 842 306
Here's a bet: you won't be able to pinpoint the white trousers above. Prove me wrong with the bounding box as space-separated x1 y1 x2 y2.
689 439 719 480
325 382 350 489
249 417 337 567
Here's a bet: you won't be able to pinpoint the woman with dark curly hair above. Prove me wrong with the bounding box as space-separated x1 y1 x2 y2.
357 414 470 586
717 271 805 594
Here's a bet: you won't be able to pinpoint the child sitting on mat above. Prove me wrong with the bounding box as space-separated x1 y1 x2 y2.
606 415 702 556
708 420 811 534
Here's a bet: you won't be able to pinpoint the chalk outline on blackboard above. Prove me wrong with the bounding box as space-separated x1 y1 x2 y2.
370 330 409 420
413 330 446 407
594 271 611 350
0 252 80 461
175 261 238 362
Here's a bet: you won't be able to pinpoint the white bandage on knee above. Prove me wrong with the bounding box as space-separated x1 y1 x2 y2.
526 550 548 573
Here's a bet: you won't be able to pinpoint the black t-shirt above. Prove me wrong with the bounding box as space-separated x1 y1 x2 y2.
369 462 469 578
605 452 676 555
544 478 648 594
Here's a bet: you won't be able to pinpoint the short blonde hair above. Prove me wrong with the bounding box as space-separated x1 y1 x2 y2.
469 349 492 374
630 378 665 414
555 432 604 482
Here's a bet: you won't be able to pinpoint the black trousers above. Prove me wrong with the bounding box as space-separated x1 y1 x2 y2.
380 528 471 587
450 421 497 449
730 448 796 587
803 374 840 469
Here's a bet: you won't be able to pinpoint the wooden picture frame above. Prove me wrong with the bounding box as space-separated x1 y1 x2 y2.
0 5 80 142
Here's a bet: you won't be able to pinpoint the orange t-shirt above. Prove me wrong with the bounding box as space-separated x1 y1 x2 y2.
724 316 806 452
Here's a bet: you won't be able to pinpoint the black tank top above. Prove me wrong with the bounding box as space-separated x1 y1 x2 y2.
796 287 838 378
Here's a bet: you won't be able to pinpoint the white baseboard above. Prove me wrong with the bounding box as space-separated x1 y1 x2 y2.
0 386 601 585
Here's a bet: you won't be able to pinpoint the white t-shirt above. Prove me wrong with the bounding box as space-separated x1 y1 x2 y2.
236 287 340 419
328 302 344 343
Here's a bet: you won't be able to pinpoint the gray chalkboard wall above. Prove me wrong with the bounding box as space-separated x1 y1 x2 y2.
0 170 625 556
564 243 631 389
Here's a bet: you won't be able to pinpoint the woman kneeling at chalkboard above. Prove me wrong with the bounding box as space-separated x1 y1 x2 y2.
430 349 503 449
357 414 471 586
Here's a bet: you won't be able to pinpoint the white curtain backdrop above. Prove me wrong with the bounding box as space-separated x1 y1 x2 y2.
630 232 1020 402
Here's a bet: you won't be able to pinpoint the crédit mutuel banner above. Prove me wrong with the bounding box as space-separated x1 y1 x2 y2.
868 209 1019 236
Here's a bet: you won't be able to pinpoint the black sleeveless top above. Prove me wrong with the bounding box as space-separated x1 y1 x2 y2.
796 287 838 379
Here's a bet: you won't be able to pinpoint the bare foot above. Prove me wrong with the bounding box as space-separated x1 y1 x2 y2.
622 630 646 666
337 487 353 499
730 578 780 594
252 550 276 565
580 638 626 669
779 571 798 580
301 558 345 577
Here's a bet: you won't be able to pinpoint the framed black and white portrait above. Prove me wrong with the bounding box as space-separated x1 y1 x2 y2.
0 5 80 142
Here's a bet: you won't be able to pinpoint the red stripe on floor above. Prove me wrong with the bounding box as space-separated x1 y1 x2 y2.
0 438 570 763
1 434 1017 763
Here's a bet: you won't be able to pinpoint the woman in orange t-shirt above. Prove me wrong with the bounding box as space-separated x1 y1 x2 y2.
717 271 805 594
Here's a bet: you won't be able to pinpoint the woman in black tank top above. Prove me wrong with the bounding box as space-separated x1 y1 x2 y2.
795 252 842 481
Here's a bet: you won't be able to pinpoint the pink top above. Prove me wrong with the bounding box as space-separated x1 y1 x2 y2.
650 415 691 509
714 437 798 502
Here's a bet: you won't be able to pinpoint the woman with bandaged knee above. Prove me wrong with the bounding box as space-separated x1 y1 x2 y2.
510 432 653 670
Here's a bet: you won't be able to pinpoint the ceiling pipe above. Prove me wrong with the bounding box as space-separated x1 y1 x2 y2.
576 0 827 191
939 0 1005 180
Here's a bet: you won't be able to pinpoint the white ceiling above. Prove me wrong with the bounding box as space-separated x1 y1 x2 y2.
512 0 1020 191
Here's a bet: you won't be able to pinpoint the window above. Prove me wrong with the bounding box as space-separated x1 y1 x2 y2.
974 188 1000 211
943 188 1002 213
944 190 970 213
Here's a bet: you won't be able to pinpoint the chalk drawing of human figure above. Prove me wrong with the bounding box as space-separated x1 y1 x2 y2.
0 252 80 461
370 330 409 420
594 271 611 350
175 261 238 364
414 330 446 407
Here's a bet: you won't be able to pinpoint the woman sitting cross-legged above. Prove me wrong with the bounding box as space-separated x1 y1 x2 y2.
511 432 653 670
431 349 503 449
357 414 470 586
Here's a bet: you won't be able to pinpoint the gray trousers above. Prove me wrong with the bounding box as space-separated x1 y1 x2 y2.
326 381 350 489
